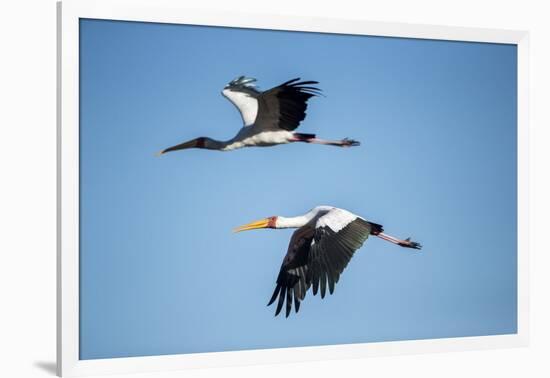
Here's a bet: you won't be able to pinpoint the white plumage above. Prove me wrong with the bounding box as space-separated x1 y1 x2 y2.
276 206 357 231
221 88 258 126
158 76 360 155
234 205 422 317
316 207 359 233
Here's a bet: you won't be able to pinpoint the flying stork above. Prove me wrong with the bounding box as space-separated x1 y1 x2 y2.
234 206 422 317
157 77 360 154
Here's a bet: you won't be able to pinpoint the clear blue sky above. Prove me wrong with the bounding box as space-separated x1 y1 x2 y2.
79 19 517 360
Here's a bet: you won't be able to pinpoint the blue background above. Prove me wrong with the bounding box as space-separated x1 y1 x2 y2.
79 19 517 359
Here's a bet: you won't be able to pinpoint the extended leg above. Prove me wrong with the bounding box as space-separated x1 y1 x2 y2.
376 233 422 250
291 133 360 147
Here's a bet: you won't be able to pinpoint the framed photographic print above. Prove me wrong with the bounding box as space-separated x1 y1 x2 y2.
57 0 529 376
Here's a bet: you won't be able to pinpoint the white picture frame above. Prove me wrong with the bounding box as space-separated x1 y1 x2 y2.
57 0 529 376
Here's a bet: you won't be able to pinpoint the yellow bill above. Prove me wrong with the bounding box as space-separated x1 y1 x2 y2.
233 218 271 233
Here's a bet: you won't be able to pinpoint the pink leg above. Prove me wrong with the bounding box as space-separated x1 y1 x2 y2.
290 135 360 147
376 233 422 250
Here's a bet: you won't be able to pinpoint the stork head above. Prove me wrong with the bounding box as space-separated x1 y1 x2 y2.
222 76 260 97
233 216 278 232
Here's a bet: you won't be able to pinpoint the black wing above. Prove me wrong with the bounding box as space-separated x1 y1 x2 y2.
308 218 375 299
267 224 314 318
267 216 380 317
254 78 322 132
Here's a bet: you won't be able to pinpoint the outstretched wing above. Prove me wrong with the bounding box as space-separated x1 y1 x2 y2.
267 208 379 317
221 76 260 127
254 78 322 132
267 224 314 318
308 210 375 298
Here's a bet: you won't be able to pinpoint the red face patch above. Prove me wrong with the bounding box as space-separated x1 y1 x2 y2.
267 216 278 228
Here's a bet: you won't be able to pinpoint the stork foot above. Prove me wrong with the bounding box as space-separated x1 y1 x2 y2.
340 138 360 147
398 237 422 250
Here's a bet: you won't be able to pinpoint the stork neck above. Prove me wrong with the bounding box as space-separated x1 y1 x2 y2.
275 216 309 229
203 138 230 151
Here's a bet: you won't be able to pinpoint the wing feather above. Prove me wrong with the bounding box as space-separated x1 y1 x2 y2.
254 78 321 131
266 208 379 317
308 210 374 299
275 285 285 316
286 287 293 317
267 284 281 306
222 88 259 127
267 224 314 316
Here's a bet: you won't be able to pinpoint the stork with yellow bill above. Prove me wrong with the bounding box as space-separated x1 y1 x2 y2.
234 206 422 317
